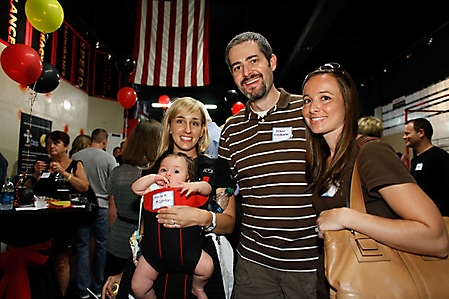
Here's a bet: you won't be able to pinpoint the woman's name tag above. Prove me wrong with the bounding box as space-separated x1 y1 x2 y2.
322 184 338 198
41 172 51 179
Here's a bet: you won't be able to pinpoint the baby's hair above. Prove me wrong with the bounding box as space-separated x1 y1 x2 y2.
156 151 196 182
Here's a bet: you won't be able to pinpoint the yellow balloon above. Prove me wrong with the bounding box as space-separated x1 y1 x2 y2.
25 0 64 34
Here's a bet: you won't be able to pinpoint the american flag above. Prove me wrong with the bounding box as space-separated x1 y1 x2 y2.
131 0 210 87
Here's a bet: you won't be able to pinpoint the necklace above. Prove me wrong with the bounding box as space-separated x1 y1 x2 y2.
53 158 70 170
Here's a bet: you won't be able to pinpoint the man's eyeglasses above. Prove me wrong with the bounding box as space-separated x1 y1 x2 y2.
317 62 341 71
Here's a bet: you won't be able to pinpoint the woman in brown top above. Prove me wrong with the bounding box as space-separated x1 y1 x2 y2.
301 62 449 298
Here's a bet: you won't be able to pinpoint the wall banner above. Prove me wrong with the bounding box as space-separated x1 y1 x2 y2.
18 113 52 175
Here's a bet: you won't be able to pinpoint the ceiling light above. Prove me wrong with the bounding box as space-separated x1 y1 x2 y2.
151 103 217 109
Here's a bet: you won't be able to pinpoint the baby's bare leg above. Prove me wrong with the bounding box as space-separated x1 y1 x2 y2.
192 250 214 299
132 255 159 299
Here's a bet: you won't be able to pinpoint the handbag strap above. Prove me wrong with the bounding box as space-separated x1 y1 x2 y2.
349 158 367 213
349 136 380 213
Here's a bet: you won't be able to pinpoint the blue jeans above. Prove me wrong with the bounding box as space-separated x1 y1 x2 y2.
76 207 109 297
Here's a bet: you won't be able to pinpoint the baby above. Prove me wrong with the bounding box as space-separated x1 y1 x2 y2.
131 152 213 299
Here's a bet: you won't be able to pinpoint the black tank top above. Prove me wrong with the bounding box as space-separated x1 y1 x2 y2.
33 160 82 198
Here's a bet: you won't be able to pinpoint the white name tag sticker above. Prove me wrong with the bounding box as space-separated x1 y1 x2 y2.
322 184 338 198
272 127 293 142
415 163 423 171
152 190 175 210
41 172 51 179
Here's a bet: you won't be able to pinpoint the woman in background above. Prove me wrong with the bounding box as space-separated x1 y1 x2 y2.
69 134 91 157
104 119 163 278
33 130 90 297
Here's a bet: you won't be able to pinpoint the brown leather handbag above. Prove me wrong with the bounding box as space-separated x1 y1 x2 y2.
324 158 449 299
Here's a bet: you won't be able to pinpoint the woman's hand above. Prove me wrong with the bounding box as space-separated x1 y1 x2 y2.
49 161 65 174
157 205 208 228
316 207 349 238
34 160 48 177
102 273 122 298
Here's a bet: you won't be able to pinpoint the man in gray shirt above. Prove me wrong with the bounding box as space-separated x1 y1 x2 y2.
72 128 117 298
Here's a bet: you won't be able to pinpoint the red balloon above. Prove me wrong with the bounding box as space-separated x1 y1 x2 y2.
117 87 137 109
1 44 43 85
158 94 170 105
232 101 245 115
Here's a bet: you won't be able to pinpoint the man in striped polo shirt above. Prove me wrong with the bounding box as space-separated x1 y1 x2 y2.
219 32 319 298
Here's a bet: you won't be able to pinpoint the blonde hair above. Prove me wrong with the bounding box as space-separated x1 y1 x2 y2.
358 116 383 138
158 97 210 156
69 134 91 157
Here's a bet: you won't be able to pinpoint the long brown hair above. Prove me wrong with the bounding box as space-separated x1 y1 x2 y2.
302 63 359 195
121 119 163 166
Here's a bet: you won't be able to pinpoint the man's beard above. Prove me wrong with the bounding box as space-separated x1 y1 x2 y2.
242 80 267 101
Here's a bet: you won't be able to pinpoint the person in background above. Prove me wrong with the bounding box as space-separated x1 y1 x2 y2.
403 118 449 216
132 152 213 299
0 152 8 185
102 97 236 299
115 140 126 165
113 146 121 158
105 119 162 279
69 134 91 158
33 130 90 297
72 128 117 299
301 62 449 298
219 31 318 299
357 116 383 138
199 101 221 158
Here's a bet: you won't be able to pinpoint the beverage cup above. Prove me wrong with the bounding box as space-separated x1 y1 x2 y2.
34 196 47 208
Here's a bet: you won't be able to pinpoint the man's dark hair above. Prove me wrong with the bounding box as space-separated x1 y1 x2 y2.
224 31 273 72
406 118 433 140
91 128 108 143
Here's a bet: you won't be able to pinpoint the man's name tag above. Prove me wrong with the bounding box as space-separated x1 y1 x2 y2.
41 172 51 179
152 190 175 210
272 127 293 142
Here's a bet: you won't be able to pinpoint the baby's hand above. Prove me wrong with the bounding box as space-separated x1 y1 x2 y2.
178 182 198 197
155 175 169 188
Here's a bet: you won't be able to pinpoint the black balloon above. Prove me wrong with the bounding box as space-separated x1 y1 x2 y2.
28 62 60 93
115 54 136 75
225 89 239 102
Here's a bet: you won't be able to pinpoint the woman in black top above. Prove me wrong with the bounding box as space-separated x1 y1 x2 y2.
103 97 236 299
33 130 90 297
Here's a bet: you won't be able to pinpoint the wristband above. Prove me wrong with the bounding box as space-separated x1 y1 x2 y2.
67 174 73 181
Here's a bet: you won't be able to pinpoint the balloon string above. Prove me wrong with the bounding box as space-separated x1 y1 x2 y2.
24 90 38 175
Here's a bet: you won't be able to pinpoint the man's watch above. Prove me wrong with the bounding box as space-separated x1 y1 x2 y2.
203 211 216 232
